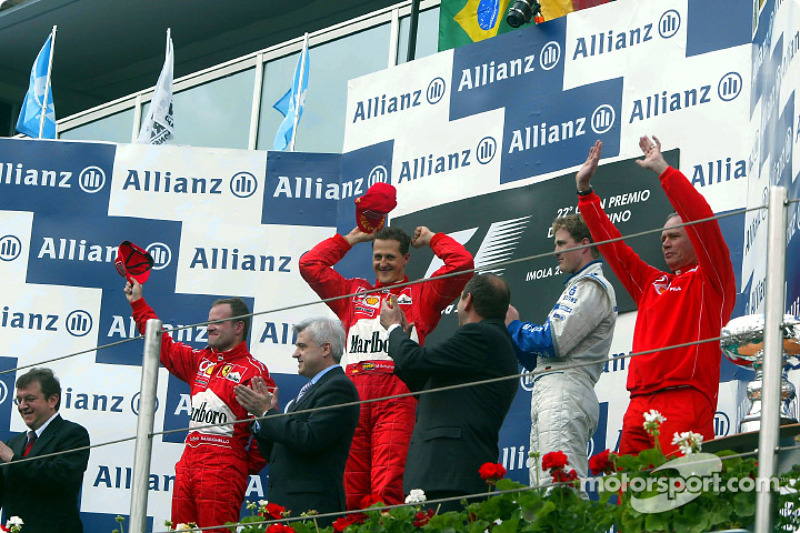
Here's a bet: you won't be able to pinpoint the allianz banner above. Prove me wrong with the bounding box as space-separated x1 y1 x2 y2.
0 0 797 525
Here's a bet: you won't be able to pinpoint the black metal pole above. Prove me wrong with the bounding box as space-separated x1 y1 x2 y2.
406 0 421 62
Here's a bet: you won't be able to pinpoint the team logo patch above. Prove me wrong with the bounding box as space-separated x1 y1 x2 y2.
396 294 412 305
353 287 370 304
220 363 245 383
653 274 670 295
195 360 216 385
354 306 377 317
364 295 381 307
362 362 375 371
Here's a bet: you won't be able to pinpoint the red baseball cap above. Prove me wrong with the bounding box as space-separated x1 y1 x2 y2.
115 241 155 284
354 182 397 233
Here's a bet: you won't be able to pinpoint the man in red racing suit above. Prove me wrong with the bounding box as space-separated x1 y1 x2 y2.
299 225 473 509
577 137 736 455
125 279 274 532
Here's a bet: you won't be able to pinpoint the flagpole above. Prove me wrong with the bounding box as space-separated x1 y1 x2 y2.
406 0 420 62
288 32 308 152
39 25 57 139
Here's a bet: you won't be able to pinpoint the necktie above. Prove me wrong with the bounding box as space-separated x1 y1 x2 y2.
22 431 36 457
296 381 313 402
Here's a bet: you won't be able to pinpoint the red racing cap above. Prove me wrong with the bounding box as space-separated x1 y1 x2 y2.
354 182 397 233
114 240 155 284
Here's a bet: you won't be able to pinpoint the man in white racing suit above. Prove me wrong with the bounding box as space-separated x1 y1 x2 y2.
506 213 617 485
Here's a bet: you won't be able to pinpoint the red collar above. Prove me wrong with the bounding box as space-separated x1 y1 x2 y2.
374 276 409 289
210 341 251 361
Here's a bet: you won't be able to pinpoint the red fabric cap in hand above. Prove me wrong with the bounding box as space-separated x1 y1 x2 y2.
114 240 155 284
354 182 397 233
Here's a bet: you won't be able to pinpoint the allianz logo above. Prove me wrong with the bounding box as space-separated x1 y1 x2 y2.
0 162 106 193
457 41 560 92
397 136 497 182
714 411 730 437
351 77 446 123
571 8 679 60
508 104 614 154
33 237 172 270
122 169 259 199
628 72 742 123
0 235 22 262
1 305 93 337
272 164 389 200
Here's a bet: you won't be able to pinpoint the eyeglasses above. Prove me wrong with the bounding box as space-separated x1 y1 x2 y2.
13 395 43 406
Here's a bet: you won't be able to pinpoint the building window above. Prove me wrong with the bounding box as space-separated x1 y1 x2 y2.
398 6 440 64
59 109 134 143
168 69 256 149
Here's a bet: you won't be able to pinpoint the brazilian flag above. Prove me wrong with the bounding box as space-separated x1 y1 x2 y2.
438 0 515 51
438 0 577 51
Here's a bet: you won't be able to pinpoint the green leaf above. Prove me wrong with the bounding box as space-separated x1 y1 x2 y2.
643 510 670 532
637 448 668 469
492 516 519 533
732 490 756 517
466 520 491 533
495 478 523 492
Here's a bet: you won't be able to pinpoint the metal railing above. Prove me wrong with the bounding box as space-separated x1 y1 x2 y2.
0 192 792 531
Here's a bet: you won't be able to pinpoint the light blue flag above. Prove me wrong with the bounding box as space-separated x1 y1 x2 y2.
16 34 56 139
272 38 309 151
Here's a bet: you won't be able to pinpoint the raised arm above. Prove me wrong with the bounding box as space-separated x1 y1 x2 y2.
576 140 602 193
298 229 368 317
414 229 474 329
637 134 735 310
578 140 665 304
660 167 736 313
127 280 198 382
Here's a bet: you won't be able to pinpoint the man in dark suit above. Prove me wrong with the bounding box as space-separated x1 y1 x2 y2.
235 317 359 526
380 273 518 512
0 368 90 533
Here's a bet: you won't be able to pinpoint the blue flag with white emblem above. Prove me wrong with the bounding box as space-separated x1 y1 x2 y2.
17 33 56 139
272 36 309 151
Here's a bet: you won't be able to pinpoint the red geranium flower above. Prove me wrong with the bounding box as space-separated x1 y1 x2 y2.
351 513 368 524
541 451 569 471
332 516 357 532
552 468 578 483
359 493 384 509
266 524 295 533
413 508 435 527
588 449 614 475
478 462 507 483
261 502 287 520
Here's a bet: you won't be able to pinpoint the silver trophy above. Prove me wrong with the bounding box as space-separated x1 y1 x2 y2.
720 314 800 433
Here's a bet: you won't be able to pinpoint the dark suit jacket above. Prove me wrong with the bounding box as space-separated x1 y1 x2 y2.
255 366 359 525
0 414 90 533
388 318 518 496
